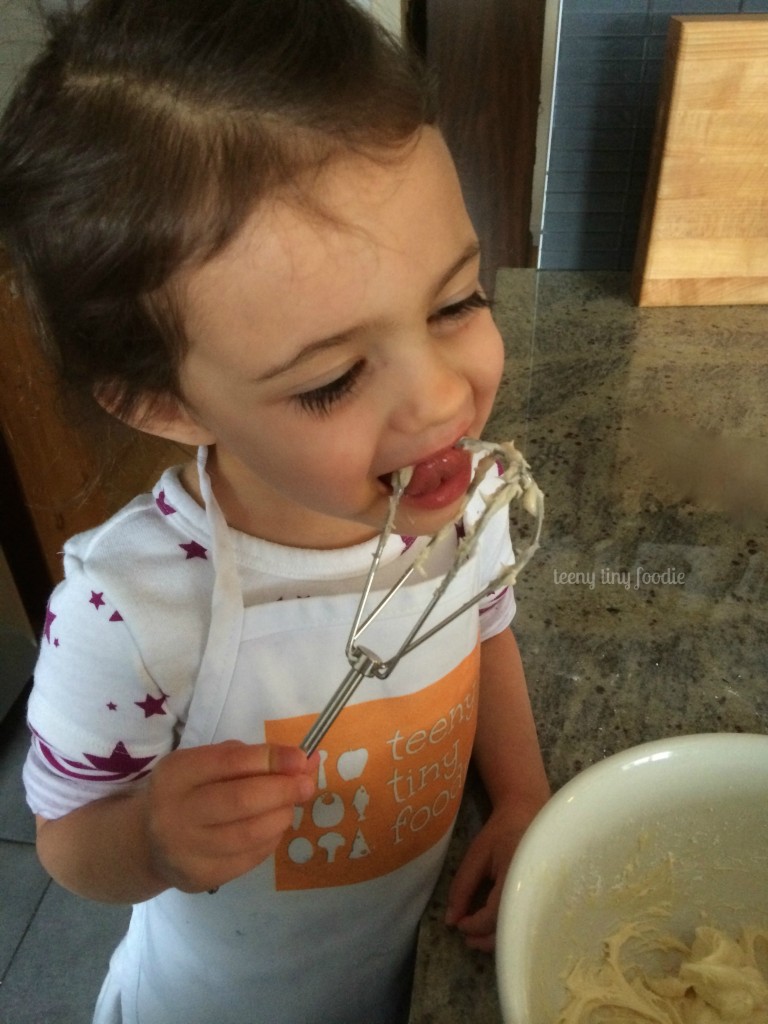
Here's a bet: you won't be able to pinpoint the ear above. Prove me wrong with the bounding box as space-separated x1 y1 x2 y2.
96 387 216 447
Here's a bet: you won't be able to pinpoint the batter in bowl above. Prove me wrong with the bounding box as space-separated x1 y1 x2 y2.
559 921 768 1023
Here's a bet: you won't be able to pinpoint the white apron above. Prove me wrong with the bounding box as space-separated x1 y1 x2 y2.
94 456 483 1024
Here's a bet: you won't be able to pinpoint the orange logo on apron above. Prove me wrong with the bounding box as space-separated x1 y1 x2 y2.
265 644 480 890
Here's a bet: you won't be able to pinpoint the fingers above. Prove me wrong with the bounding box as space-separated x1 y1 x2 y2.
451 891 502 953
445 839 487 927
185 742 316 827
192 769 314 827
146 741 317 892
221 740 316 780
445 834 503 952
183 803 298 862
166 740 314 788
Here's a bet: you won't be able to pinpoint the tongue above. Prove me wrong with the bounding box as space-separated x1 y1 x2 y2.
403 446 470 497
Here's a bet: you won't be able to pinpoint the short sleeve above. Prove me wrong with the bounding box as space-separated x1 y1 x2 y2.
25 558 183 819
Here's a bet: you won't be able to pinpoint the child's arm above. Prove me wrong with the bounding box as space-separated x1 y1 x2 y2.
445 627 550 951
35 741 316 903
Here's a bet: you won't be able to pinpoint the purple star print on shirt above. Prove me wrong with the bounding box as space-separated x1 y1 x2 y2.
31 729 156 782
156 490 176 516
86 591 123 620
135 694 167 718
179 540 207 560
44 606 56 644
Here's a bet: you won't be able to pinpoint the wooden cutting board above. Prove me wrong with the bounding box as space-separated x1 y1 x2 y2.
632 15 768 306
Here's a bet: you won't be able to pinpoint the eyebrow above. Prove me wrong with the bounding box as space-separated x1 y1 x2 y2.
255 239 482 383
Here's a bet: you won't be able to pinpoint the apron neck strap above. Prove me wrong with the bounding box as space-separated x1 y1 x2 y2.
196 445 244 607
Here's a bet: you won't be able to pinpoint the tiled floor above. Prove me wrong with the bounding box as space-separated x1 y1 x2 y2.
0 691 131 1024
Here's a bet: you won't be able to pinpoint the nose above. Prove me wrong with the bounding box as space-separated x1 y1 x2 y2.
388 338 473 437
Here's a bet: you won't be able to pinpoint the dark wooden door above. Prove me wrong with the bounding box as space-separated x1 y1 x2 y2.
410 0 546 288
0 250 188 599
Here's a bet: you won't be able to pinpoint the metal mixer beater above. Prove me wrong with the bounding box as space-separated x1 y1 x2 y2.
300 438 544 755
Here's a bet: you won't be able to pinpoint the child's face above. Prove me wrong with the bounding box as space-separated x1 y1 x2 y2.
172 128 504 547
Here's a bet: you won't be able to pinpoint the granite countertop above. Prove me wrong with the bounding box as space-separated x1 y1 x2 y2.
408 270 768 1023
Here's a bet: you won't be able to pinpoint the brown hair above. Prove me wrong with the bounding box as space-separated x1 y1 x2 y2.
0 0 434 424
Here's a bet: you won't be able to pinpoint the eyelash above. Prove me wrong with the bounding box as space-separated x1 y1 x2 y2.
430 290 493 323
295 360 367 417
295 291 492 417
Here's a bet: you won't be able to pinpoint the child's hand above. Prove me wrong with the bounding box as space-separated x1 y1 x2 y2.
145 740 316 893
444 804 538 953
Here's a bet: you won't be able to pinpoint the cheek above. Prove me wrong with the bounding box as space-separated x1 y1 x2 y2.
251 415 373 492
474 324 505 402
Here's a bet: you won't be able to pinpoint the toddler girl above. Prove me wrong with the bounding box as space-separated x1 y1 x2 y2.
0 1 550 1021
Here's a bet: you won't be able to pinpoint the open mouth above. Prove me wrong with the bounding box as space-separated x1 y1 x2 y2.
380 444 473 511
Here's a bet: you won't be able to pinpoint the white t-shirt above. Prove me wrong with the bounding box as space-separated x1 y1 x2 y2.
25 459 515 820
26 452 519 1023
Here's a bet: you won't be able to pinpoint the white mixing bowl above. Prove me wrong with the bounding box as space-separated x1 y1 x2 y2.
496 733 768 1023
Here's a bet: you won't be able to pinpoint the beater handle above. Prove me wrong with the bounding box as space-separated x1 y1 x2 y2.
300 647 382 756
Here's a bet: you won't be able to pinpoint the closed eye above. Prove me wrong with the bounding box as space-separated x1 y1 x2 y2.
430 291 493 324
294 360 366 417
292 292 490 416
